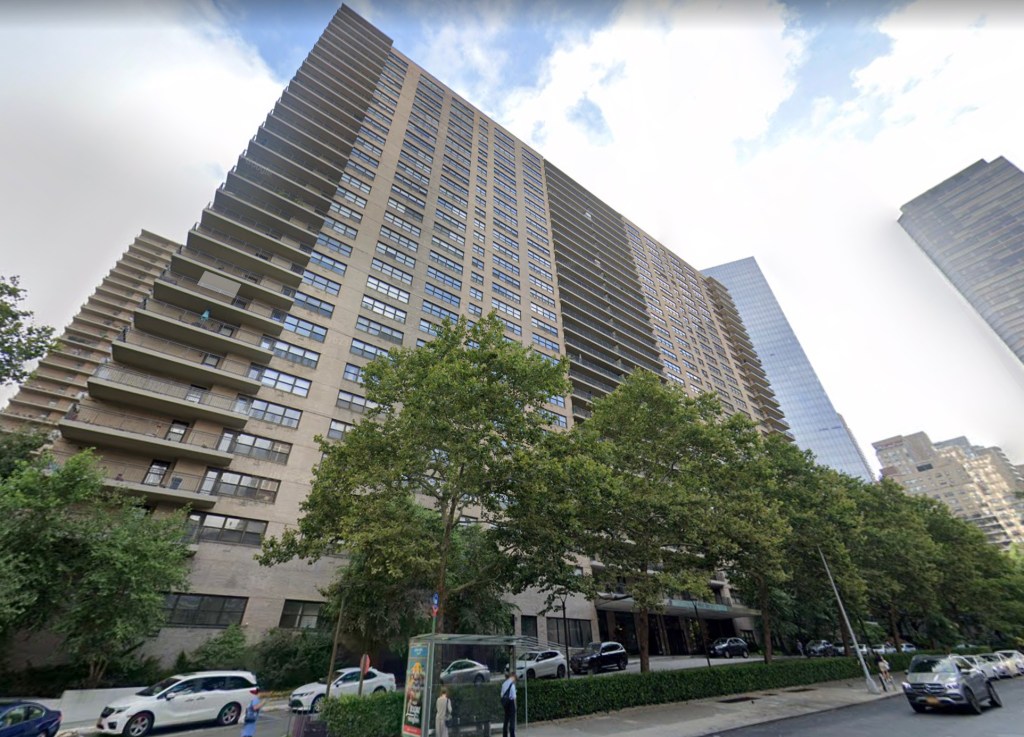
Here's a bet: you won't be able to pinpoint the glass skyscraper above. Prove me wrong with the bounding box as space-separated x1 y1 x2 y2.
704 257 874 481
899 157 1024 367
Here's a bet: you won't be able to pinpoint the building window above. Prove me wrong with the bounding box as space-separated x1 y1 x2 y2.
279 600 324 629
302 270 342 296
361 295 407 324
163 593 247 628
547 617 592 648
218 431 292 464
186 512 267 546
283 315 328 343
337 390 378 413
202 469 280 503
247 397 302 428
521 615 538 640
351 338 389 360
356 315 405 345
327 420 354 439
260 337 320 369
143 460 170 486
250 367 311 397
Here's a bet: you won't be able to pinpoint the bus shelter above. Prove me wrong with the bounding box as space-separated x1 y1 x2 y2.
401 633 537 737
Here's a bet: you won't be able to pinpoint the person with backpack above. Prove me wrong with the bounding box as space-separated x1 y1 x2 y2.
500 671 517 737
241 687 264 737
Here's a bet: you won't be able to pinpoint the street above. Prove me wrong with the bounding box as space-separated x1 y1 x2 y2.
720 675 1024 737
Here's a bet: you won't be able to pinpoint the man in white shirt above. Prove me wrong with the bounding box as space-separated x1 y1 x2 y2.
500 671 517 737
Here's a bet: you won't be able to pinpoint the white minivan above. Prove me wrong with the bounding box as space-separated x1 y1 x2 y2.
96 671 258 737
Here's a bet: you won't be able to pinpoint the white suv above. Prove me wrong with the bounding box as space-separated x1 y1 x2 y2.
96 671 258 737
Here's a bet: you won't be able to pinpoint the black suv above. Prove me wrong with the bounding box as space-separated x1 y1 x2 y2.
709 637 750 659
570 642 628 674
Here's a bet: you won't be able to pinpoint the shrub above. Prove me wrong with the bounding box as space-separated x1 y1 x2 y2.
249 628 342 691
321 690 403 737
184 625 249 671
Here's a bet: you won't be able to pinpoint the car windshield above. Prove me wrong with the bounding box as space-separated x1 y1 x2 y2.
584 643 601 653
518 653 539 661
711 638 728 646
137 677 181 696
909 657 956 674
980 654 1000 662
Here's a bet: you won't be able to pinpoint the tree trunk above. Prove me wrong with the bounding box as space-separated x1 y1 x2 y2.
435 497 460 633
637 608 651 673
758 580 773 664
889 605 901 650
839 609 853 656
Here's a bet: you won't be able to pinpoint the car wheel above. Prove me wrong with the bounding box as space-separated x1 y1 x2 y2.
311 695 325 713
122 712 153 737
473 674 485 685
589 663 598 675
557 665 566 678
742 650 749 659
527 669 536 679
966 687 983 715
618 658 627 671
217 703 242 726
909 702 927 713
373 686 386 694
987 682 1002 708
725 650 733 659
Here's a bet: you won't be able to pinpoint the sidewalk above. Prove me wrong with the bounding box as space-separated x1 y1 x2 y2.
519 676 901 737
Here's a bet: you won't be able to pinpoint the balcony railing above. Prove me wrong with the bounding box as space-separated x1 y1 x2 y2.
49 451 213 500
193 224 305 276
63 404 226 450
117 329 259 379
93 364 252 416
139 298 269 349
178 246 297 300
156 271 287 324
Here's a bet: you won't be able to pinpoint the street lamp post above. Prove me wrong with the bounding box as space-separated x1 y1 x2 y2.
817 547 880 695
560 591 571 679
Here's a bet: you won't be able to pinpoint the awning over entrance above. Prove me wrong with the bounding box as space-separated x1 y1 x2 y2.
595 595 760 620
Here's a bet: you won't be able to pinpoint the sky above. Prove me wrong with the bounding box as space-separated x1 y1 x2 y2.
2 0 1024 470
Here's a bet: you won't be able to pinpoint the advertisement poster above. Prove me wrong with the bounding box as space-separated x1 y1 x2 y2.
402 644 429 736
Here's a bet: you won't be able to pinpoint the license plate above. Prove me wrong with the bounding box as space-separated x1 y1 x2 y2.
925 696 939 705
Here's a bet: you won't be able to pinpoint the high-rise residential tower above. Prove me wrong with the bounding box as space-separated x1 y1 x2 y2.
873 432 1024 549
2 6 783 663
898 157 1024 367
703 257 874 481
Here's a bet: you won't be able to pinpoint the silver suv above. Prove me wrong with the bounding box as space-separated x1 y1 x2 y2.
902 654 1002 714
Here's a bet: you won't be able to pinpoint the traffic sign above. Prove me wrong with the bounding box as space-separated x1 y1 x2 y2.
432 592 439 607
360 653 371 675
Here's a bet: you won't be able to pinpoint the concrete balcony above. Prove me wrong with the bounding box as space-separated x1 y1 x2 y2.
59 404 233 466
153 271 287 335
188 224 305 287
134 298 274 363
112 329 262 393
51 453 217 509
87 364 252 428
200 206 312 263
171 247 297 310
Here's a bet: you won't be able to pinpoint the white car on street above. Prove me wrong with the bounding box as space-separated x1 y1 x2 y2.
515 650 567 679
955 654 1000 681
996 650 1024 675
289 667 397 713
96 671 258 737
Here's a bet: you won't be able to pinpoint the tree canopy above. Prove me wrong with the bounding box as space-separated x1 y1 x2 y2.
0 276 55 386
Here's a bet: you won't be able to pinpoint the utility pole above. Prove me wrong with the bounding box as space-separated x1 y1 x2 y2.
818 547 880 695
691 600 712 668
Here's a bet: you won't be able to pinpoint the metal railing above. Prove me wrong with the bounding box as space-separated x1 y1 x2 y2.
138 297 269 349
193 224 305 275
156 271 287 324
178 246 297 299
93 364 252 416
117 328 260 380
50 452 212 497
62 404 226 452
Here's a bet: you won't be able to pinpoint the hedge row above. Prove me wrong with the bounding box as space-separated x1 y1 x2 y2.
321 657 877 737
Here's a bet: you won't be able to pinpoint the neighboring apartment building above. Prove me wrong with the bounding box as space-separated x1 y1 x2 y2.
898 157 1024 367
873 432 1024 549
1 5 783 664
703 257 874 481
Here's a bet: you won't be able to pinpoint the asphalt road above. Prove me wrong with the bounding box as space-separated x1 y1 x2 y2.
719 675 1024 737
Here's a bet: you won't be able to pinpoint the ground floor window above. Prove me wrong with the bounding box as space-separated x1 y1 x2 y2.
521 615 538 640
279 600 325 629
163 593 247 627
547 617 592 648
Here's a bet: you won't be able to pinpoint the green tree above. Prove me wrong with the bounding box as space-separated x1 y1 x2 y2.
0 276 55 385
0 451 191 684
573 371 742 672
0 428 47 480
261 314 570 631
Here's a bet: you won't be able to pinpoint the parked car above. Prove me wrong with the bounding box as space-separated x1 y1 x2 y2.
978 653 1012 679
873 643 896 655
96 670 258 737
709 637 750 659
903 654 1001 714
955 655 999 681
995 650 1024 676
832 642 847 656
0 701 62 737
805 640 835 658
570 641 628 674
515 650 567 679
439 660 491 685
289 667 397 712
900 643 917 653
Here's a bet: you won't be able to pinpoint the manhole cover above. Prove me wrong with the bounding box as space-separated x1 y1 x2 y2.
718 696 758 703
785 688 816 693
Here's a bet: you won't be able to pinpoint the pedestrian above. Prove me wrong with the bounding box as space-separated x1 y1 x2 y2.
435 686 452 737
241 686 264 737
500 671 517 737
797 640 804 657
876 654 893 691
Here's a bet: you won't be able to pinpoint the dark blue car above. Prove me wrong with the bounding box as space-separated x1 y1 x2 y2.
0 702 62 737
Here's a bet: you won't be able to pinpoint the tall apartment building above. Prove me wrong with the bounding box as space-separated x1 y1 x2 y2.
2 5 782 663
898 157 1024 367
873 432 1024 548
703 257 874 481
